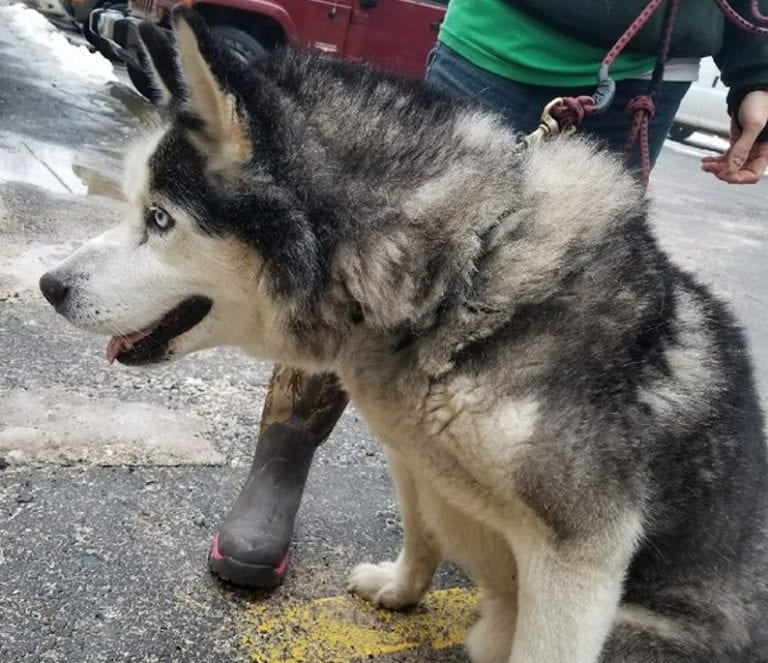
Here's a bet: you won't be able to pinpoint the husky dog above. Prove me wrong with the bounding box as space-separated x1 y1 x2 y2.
39 8 768 662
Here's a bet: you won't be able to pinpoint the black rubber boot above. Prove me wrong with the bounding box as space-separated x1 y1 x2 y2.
209 422 320 588
209 367 348 589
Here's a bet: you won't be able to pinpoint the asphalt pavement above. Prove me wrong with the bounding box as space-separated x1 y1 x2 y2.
1 5 767 663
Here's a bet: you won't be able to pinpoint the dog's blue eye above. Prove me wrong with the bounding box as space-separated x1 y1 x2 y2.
148 206 174 231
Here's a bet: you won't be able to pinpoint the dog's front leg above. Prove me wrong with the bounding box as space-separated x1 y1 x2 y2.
505 516 639 663
348 450 441 609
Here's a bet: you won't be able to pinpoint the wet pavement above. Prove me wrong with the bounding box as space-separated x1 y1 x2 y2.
1 3 767 662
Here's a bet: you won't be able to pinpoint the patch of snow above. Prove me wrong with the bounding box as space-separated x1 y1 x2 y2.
686 132 730 153
663 134 767 175
2 242 82 293
0 133 88 195
0 0 115 83
663 132 729 159
0 389 226 467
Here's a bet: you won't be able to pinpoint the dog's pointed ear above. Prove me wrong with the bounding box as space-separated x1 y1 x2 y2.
170 6 252 169
137 21 183 106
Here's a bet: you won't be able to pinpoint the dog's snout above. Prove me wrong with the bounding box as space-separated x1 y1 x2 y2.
39 272 70 308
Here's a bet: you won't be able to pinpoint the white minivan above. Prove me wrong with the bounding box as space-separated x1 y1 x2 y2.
669 57 731 141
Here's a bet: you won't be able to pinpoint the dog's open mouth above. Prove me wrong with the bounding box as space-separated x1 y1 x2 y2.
106 296 213 366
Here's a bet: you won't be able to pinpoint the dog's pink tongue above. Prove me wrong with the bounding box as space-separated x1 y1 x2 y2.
105 329 151 364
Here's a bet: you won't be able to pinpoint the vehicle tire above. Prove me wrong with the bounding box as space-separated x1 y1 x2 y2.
668 122 694 142
127 62 160 103
210 25 267 64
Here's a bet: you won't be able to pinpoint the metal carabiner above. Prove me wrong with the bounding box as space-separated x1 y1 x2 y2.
523 97 575 149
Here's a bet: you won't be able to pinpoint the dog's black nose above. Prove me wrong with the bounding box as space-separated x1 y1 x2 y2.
39 272 69 307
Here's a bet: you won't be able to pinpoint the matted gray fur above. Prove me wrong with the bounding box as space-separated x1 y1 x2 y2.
40 8 768 662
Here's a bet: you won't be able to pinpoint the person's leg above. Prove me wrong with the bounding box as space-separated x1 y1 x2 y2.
209 365 348 588
425 42 558 131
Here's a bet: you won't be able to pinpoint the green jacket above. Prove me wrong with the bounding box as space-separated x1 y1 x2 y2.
514 0 768 99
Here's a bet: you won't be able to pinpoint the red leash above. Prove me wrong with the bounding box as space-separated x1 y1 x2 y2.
528 0 768 186
551 0 679 186
621 0 680 186
713 0 768 34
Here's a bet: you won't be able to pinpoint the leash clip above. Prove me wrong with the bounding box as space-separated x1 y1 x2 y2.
523 97 575 148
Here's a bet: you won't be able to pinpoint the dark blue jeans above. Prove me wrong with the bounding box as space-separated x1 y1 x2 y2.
425 43 690 170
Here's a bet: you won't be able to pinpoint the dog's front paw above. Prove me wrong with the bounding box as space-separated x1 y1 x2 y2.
347 561 421 609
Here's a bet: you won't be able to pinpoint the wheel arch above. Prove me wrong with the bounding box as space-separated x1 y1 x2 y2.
192 0 294 48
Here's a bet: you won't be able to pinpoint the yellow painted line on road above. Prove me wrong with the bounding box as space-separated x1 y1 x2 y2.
240 587 480 662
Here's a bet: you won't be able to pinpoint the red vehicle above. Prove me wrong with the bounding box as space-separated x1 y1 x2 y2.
91 0 447 98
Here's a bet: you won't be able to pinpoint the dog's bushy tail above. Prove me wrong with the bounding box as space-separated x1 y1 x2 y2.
601 602 760 663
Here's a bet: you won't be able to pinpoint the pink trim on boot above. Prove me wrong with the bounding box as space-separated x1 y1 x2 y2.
209 531 290 575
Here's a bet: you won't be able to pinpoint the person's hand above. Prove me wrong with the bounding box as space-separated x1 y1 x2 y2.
701 89 768 184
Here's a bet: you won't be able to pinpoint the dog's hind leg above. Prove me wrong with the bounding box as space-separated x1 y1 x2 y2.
347 450 441 609
504 513 641 663
466 592 517 663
